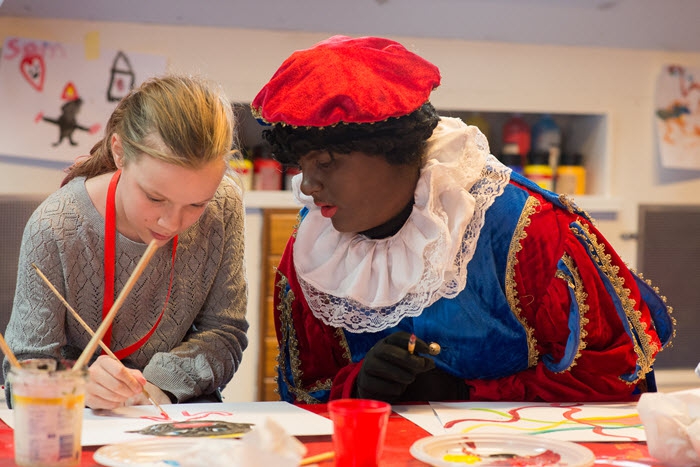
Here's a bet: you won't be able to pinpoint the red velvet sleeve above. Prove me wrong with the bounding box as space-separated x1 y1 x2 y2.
274 231 355 403
466 194 666 402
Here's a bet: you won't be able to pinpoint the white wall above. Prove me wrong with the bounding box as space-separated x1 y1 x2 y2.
2 18 700 243
2 17 700 397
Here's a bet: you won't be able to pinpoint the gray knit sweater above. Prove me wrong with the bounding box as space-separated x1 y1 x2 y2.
3 175 248 403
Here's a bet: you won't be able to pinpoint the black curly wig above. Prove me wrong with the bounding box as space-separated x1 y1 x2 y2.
262 102 439 167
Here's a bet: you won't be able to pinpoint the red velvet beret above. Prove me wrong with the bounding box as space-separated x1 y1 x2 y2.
251 35 441 127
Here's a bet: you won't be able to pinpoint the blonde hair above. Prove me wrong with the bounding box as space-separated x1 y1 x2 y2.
62 74 234 185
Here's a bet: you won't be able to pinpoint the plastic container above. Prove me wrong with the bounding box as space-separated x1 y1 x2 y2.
253 158 283 190
9 359 88 467
531 114 561 170
499 142 523 175
328 399 391 467
524 150 554 190
502 115 530 167
556 153 586 195
229 158 253 192
284 166 301 191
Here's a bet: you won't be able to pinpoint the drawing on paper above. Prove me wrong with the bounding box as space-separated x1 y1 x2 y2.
35 82 101 146
655 64 700 169
106 410 256 438
433 402 645 442
129 420 253 438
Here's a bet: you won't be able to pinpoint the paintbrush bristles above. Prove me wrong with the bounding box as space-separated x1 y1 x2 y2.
73 239 159 372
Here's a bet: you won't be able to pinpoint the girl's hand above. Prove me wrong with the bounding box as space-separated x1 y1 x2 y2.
86 355 147 409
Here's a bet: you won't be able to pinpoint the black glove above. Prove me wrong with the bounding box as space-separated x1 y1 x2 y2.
401 367 471 402
355 331 436 403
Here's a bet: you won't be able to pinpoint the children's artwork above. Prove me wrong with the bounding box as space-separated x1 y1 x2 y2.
655 64 700 169
0 401 334 446
394 402 645 442
0 36 166 166
127 419 254 438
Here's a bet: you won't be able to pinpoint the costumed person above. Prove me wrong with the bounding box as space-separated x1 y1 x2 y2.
3 75 248 409
251 35 675 404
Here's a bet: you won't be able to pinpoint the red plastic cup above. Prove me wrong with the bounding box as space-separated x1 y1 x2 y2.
328 398 391 467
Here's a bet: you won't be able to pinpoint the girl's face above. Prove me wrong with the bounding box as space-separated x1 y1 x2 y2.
298 150 419 233
112 136 226 245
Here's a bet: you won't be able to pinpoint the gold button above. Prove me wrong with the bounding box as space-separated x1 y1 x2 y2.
428 342 441 355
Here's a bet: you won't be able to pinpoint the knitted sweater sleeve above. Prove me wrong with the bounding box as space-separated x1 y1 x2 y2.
142 178 249 402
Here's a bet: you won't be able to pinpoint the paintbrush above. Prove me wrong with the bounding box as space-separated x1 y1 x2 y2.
0 333 20 369
74 239 158 371
300 451 335 465
31 244 168 418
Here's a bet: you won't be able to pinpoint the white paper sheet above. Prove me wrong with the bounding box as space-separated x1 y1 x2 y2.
392 404 447 436
0 401 333 446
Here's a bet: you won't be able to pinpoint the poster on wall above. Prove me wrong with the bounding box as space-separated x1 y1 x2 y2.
0 36 167 166
654 64 700 170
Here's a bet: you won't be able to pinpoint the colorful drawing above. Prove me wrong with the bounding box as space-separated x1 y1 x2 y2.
431 402 645 442
655 64 700 169
0 36 166 164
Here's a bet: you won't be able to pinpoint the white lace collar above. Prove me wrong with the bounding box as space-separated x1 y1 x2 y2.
292 117 511 333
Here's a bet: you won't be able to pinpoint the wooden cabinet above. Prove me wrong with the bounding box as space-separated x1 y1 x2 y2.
258 208 299 401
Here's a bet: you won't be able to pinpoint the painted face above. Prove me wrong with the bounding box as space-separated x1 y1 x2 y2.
298 150 419 233
113 151 226 246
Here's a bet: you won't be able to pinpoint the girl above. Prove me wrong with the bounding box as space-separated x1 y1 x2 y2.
4 75 248 408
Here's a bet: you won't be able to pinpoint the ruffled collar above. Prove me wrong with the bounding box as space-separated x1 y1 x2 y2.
292 117 511 332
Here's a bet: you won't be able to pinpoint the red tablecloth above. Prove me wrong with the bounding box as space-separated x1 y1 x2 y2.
0 403 668 466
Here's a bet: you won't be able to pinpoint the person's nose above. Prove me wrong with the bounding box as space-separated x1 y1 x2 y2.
157 205 184 233
300 168 322 197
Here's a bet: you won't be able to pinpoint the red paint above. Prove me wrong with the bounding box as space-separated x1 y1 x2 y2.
139 410 234 422
19 54 45 91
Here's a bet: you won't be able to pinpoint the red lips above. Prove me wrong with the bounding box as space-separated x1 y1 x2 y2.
315 202 338 219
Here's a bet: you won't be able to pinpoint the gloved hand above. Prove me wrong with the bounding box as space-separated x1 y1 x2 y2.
401 367 471 402
355 331 436 403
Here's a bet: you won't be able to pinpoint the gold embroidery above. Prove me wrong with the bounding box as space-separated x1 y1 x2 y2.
558 194 596 226
505 196 540 368
335 327 352 362
558 194 578 214
552 254 590 372
630 268 677 341
571 221 658 382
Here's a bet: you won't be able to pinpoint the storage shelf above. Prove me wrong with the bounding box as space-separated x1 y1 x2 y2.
244 190 621 214
244 190 300 209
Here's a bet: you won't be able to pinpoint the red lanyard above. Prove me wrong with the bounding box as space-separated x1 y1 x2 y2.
103 170 177 359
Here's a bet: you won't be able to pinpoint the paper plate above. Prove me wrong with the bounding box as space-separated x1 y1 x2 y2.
94 438 239 467
410 433 595 467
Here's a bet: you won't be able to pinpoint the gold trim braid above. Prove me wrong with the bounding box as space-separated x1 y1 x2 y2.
553 254 590 372
275 274 331 403
505 196 540 368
